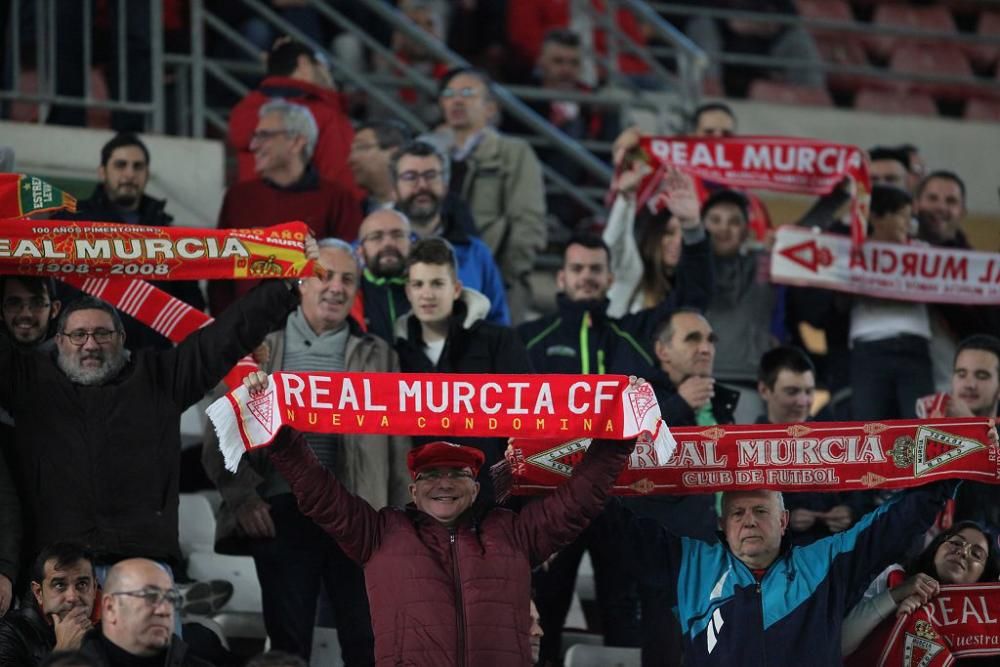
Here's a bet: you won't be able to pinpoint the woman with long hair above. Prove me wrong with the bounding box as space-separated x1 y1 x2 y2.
843 521 1000 664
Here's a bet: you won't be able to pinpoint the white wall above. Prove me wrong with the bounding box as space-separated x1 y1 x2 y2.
0 120 226 228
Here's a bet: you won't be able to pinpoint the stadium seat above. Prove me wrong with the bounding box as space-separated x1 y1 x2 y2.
564 644 641 667
869 5 959 59
748 80 834 107
964 98 1000 122
814 35 873 93
969 11 1000 69
179 493 217 558
888 44 975 100
795 0 856 39
8 68 111 127
187 552 263 615
854 88 938 117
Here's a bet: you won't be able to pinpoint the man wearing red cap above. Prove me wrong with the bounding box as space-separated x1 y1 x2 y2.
247 370 636 666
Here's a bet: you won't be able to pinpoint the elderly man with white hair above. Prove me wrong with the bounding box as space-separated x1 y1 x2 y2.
609 480 965 666
209 99 362 315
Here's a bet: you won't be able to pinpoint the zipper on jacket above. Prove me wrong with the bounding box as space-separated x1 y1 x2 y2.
579 312 592 374
597 348 606 374
388 289 397 328
450 530 467 667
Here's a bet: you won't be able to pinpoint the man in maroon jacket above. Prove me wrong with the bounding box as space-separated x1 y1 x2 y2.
209 99 361 315
228 39 357 192
242 371 637 667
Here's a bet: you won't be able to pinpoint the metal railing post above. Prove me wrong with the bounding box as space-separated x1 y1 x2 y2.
190 0 206 138
150 0 165 133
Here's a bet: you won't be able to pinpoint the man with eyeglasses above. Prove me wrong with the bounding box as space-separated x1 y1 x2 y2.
0 542 96 666
79 558 210 666
202 238 408 664
347 121 411 216
352 141 510 340
1 277 61 348
0 242 313 611
431 67 545 324
244 363 637 666
209 99 361 316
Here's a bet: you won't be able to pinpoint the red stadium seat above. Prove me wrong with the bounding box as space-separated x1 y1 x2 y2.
888 44 975 100
748 80 834 107
854 88 938 117
869 5 958 59
814 35 874 93
965 98 1000 122
968 11 1000 70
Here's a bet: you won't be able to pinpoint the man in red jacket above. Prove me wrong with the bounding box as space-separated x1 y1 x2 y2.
228 39 357 192
209 99 361 315
243 371 637 666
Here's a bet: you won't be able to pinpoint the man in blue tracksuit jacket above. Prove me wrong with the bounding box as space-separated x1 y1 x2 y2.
609 481 957 666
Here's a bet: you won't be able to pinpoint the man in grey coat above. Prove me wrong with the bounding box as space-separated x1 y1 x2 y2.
202 238 411 665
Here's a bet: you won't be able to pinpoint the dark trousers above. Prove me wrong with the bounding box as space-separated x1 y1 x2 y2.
248 493 374 666
850 335 934 420
532 507 641 664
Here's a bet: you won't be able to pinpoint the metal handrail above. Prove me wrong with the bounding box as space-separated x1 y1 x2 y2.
237 0 429 131
346 0 614 184
649 2 1000 45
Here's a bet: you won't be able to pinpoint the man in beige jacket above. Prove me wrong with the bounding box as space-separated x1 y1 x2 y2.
202 238 410 665
431 67 547 323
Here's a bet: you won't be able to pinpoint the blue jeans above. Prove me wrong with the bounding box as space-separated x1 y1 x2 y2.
249 493 374 665
850 335 934 420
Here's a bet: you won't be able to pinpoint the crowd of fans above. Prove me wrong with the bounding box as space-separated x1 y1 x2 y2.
1 2 1000 666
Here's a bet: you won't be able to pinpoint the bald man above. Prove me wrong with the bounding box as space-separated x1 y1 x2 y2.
79 558 210 666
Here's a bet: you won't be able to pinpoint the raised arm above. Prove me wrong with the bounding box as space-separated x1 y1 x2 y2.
513 437 634 565
268 427 384 565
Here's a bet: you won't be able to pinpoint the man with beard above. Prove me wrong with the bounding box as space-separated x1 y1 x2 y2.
0 244 310 594
2 277 61 348
57 133 205 352
354 141 509 341
202 239 409 664
0 543 96 665
79 559 210 667
914 171 1000 389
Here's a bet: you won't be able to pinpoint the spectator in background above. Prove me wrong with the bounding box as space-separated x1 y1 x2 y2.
919 335 1000 534
914 171 1000 390
229 39 356 190
868 146 912 191
57 133 205 352
529 601 544 665
210 100 360 315
756 346 864 546
683 0 824 96
850 185 933 419
902 144 927 194
80 559 211 667
394 238 531 500
348 120 411 216
429 68 546 323
203 239 408 664
505 0 650 84
389 140 510 325
371 0 449 126
603 155 683 317
446 0 508 78
0 543 96 665
505 28 619 236
702 189 779 423
692 101 736 137
1 277 60 348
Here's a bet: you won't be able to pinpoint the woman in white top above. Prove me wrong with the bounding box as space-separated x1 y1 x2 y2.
602 160 689 317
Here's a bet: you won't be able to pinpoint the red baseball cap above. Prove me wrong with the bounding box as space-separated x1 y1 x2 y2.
407 441 485 479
